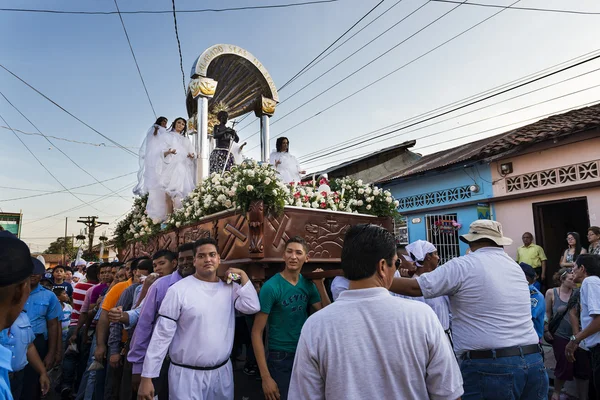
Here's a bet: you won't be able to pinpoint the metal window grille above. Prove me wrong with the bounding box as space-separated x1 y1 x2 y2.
393 215 408 245
426 214 461 264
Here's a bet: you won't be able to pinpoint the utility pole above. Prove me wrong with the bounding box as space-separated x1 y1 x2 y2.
77 216 108 255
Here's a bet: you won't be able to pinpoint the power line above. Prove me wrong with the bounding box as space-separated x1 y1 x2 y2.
299 52 600 163
0 1 340 15
0 125 137 149
279 0 385 91
243 0 479 146
430 0 600 15
305 99 600 172
0 111 103 213
0 64 138 158
113 0 157 118
0 90 131 201
171 0 186 96
298 48 600 161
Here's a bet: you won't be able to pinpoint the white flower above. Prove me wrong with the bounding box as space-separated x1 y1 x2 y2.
366 197 372 203
175 222 181 228
225 200 232 208
272 189 278 195
366 204 372 210
385 197 392 204
295 200 302 207
357 200 364 206
384 190 391 197
134 233 140 238
365 187 372 195
247 170 255 178
357 179 363 185
373 189 380 196
358 188 365 195
394 200 400 207
247 185 254 191
184 211 190 218
312 202 319 208
264 177 271 185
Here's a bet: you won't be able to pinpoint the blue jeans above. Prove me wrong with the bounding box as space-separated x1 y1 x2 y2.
461 352 549 399
76 335 106 400
267 351 295 400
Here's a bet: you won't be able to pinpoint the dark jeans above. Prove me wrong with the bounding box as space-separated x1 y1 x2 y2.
590 345 600 399
9 368 25 400
153 356 170 400
245 315 256 365
267 351 295 400
61 326 78 392
21 334 48 400
461 351 548 399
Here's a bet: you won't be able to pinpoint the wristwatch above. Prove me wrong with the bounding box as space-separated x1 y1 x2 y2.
570 335 581 344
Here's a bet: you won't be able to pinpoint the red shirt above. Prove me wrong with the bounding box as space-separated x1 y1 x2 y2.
70 281 95 327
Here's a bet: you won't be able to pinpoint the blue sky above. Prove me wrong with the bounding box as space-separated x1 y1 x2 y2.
1 0 599 252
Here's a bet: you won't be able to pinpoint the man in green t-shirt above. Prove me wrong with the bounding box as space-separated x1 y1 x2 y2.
252 236 330 400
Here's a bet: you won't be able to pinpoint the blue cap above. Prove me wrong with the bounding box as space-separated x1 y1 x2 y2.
519 262 536 279
32 257 46 275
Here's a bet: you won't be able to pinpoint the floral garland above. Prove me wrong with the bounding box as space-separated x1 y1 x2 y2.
115 164 401 246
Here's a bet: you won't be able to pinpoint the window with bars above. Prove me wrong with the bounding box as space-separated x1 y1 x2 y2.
393 215 408 245
425 214 461 264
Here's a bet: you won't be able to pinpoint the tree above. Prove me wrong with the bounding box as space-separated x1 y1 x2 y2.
44 237 78 259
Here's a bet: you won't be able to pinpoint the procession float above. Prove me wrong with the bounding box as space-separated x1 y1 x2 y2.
116 44 400 281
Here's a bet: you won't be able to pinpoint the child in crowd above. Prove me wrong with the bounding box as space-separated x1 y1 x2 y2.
52 265 74 298
53 287 73 347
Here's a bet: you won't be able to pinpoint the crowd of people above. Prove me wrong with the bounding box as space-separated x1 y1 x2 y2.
2 221 600 399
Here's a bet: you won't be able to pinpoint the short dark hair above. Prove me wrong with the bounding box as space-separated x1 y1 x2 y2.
86 264 99 282
285 236 308 254
577 254 600 278
341 224 396 281
99 262 112 271
155 116 168 126
137 259 154 273
194 237 219 255
52 287 66 296
178 242 195 253
63 266 73 274
152 250 177 262
53 265 65 273
130 257 150 271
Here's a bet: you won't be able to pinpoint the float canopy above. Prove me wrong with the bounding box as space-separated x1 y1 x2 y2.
186 44 279 120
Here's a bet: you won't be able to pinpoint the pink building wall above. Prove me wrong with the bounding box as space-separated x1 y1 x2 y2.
491 135 600 258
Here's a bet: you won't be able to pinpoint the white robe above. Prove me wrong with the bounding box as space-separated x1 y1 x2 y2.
141 276 260 400
269 151 302 183
134 124 168 222
161 130 196 208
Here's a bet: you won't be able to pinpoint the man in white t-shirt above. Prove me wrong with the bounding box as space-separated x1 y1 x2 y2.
565 254 600 390
389 219 547 399
288 224 463 400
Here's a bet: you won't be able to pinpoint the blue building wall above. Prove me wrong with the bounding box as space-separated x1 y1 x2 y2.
383 162 495 254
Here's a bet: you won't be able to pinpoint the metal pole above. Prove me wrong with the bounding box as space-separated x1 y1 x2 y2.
260 114 270 162
197 96 209 182
63 217 68 265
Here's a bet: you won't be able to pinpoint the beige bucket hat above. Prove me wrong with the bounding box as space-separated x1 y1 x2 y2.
459 219 513 246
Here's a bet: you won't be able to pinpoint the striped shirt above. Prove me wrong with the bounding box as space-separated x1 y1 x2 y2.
70 281 95 327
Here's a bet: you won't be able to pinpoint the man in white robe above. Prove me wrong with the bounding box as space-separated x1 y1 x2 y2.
137 238 261 400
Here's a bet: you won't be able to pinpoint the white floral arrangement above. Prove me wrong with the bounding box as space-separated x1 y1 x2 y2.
116 166 401 245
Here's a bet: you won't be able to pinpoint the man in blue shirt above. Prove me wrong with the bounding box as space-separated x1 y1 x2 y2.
21 258 62 400
521 262 545 339
0 312 50 399
0 231 36 400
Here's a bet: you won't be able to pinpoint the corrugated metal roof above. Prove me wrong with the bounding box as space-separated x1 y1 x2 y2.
376 102 600 183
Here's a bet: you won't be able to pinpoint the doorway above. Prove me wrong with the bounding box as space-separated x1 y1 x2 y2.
533 197 590 288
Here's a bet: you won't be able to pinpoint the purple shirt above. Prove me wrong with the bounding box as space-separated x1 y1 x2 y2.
89 283 108 306
127 271 183 374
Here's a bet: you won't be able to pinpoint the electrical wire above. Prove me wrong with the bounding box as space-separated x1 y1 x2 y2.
0 64 138 158
171 0 186 96
0 90 132 201
300 59 600 163
0 111 103 213
430 0 600 15
297 48 600 161
0 1 340 15
279 0 385 91
0 125 138 149
113 0 157 118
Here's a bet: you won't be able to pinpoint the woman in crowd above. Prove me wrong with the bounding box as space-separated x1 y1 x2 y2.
210 111 239 174
161 117 195 212
560 232 587 268
545 267 588 399
588 226 600 255
134 117 169 223
269 137 305 184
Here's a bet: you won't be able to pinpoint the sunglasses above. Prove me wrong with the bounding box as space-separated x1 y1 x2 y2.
561 268 573 279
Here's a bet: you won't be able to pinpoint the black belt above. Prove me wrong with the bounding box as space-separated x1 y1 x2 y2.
462 344 541 360
170 357 229 371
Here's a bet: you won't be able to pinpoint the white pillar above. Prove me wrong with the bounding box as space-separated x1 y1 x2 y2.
260 115 270 162
197 96 209 182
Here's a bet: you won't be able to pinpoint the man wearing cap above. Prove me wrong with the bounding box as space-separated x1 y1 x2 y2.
520 262 545 340
21 257 63 400
0 232 36 400
390 219 548 399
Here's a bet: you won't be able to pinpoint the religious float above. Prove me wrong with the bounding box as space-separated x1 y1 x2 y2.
116 44 399 281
